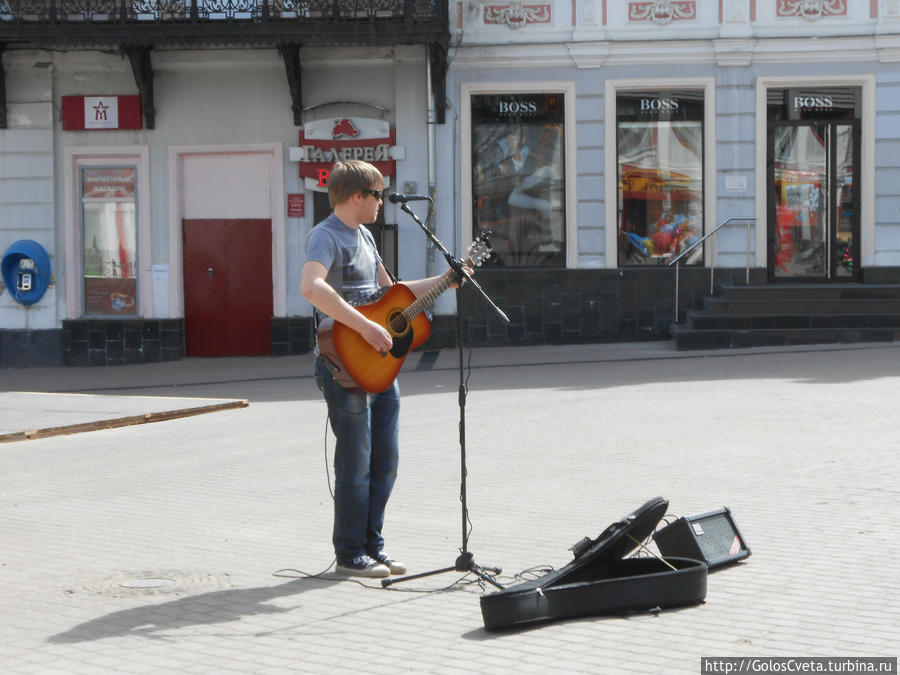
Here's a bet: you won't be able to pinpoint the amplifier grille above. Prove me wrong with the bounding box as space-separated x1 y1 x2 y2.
692 513 744 560
653 507 750 569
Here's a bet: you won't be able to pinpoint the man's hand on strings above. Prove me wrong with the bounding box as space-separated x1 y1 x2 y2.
359 319 394 353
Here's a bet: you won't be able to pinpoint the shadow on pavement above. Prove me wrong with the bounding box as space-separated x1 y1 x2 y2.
48 578 339 644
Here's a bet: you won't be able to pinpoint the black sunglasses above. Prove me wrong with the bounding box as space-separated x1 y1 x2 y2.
361 188 385 200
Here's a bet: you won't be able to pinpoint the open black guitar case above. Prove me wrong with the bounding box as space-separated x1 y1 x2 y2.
480 497 708 630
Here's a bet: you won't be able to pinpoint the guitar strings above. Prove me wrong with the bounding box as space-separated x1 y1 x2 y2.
386 243 486 334
387 275 453 333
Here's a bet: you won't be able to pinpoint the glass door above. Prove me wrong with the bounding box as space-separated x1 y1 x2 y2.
833 123 859 280
767 121 859 281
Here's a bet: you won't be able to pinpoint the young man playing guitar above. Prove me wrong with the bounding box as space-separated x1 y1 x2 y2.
300 160 468 578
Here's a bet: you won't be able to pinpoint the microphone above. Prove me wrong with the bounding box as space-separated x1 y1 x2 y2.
388 193 431 204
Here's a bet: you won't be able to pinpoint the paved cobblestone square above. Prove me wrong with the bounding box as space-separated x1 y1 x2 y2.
1 342 898 673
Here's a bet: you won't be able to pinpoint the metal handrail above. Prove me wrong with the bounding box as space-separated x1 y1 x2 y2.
667 216 756 323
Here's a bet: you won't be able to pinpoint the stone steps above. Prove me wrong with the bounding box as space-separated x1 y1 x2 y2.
671 284 900 350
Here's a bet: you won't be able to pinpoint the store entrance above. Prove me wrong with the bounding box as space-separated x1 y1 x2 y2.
767 119 860 282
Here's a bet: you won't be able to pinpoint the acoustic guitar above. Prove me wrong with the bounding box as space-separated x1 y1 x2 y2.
317 237 491 393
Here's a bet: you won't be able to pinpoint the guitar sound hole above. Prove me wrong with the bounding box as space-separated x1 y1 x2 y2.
388 312 409 336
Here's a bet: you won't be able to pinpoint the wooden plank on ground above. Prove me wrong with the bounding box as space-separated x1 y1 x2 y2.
0 399 249 443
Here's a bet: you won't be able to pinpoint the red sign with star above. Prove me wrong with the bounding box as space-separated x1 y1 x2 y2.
61 95 142 130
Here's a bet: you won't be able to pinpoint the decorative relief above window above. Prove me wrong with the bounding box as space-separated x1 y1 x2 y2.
483 2 551 30
628 1 696 25
776 0 847 20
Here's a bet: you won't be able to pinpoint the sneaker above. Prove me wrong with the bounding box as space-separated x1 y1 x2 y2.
370 551 407 575
335 555 390 578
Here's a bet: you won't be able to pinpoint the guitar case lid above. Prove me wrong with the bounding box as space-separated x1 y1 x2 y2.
569 495 669 564
479 496 708 630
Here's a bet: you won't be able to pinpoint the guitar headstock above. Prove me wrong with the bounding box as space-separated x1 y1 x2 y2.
465 234 493 268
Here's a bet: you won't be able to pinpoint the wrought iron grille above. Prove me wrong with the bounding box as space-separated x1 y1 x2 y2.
0 0 443 23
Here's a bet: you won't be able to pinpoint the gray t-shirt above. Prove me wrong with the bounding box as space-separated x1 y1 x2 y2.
304 213 383 321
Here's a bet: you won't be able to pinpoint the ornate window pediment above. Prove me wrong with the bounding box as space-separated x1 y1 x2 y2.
776 0 847 21
628 1 696 26
483 2 551 30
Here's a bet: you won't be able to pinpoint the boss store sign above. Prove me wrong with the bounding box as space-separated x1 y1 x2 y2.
616 90 704 123
768 87 860 121
471 93 564 124
793 94 834 111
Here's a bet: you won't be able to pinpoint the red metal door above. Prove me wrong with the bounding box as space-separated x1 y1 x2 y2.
183 219 272 356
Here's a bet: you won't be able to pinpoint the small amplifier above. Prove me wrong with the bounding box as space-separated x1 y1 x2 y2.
653 506 750 570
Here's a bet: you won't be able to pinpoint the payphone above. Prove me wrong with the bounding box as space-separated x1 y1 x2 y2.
1 239 51 305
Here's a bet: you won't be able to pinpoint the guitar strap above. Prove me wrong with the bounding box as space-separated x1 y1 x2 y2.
383 265 398 284
368 228 398 285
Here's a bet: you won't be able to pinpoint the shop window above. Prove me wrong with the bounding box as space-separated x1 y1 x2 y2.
616 90 705 266
80 167 138 315
471 93 566 267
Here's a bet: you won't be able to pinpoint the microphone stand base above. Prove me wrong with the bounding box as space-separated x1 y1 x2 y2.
381 552 504 590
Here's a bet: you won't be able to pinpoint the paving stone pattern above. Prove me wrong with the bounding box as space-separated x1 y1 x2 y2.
1 343 898 673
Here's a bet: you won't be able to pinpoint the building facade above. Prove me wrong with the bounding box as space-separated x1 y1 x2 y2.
3 1 900 366
0 1 450 367
428 0 900 347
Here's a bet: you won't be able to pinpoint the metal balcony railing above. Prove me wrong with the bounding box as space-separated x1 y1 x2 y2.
0 0 450 128
0 0 445 25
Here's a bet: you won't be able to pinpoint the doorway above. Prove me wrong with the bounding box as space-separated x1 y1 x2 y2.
768 121 860 281
182 218 272 356
175 148 282 357
766 88 861 282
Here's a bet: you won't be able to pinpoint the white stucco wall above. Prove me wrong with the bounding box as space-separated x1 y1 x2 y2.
0 52 55 330
0 44 436 327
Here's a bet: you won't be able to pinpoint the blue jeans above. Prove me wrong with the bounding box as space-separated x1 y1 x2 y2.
315 357 400 563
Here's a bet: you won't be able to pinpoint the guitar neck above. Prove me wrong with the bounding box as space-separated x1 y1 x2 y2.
400 270 458 323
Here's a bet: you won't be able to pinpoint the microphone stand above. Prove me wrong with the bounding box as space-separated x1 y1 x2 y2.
382 200 509 591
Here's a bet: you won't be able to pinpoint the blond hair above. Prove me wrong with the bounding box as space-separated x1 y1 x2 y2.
328 160 384 208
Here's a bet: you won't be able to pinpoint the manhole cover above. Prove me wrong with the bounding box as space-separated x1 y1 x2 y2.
77 571 231 597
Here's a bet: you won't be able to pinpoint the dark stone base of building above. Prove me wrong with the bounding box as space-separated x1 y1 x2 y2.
0 329 65 368
860 266 900 284
5 267 900 368
62 319 185 367
424 266 770 350
271 317 314 356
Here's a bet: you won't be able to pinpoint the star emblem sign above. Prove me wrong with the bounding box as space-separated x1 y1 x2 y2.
93 101 109 121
